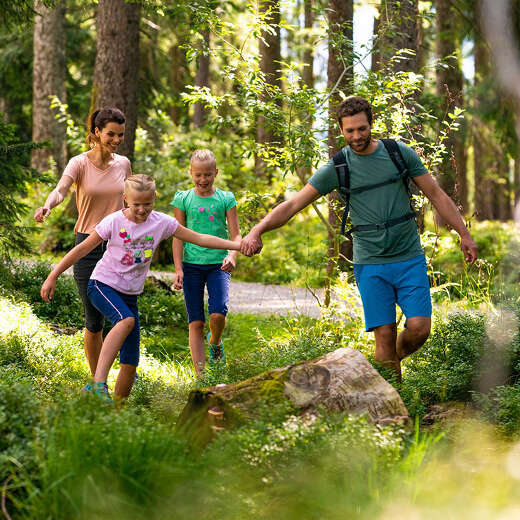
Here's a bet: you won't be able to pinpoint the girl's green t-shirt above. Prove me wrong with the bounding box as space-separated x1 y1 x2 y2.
171 188 237 265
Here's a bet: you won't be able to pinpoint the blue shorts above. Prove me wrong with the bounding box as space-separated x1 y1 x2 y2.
182 262 230 323
353 254 432 332
87 279 140 366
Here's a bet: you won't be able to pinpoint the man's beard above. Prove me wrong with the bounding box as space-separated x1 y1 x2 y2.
349 134 372 152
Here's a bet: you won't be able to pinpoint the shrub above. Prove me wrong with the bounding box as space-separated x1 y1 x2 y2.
400 312 487 416
473 385 520 437
2 260 84 328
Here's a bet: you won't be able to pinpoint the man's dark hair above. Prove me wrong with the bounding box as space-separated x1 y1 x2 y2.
336 96 373 128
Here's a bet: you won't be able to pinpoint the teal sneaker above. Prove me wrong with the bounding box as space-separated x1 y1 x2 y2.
207 332 226 367
83 381 113 404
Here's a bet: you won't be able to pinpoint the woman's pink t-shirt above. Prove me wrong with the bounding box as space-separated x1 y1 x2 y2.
62 152 132 234
91 210 178 295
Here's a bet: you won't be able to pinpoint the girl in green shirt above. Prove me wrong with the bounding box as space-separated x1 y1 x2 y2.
171 149 241 375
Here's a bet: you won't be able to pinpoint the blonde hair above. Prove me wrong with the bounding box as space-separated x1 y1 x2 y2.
190 149 217 170
124 174 156 194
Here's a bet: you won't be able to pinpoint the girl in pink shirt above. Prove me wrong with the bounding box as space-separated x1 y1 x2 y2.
40 174 241 402
34 107 131 382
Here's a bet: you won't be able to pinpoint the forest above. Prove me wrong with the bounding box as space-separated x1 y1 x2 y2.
3 0 520 518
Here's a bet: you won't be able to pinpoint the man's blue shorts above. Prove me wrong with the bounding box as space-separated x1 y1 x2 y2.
353 254 432 332
87 279 140 366
182 262 230 323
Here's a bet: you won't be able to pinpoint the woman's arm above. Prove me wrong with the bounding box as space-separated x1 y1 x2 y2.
172 208 186 289
173 224 240 251
41 232 103 302
222 206 241 272
34 175 74 222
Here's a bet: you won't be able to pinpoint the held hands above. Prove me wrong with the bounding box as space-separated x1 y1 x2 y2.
240 232 263 257
41 275 57 302
460 234 478 264
34 207 50 222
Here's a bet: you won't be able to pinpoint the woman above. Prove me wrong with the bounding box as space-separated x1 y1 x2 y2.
34 107 132 377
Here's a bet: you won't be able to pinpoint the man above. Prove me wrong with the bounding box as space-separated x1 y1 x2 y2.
241 96 477 380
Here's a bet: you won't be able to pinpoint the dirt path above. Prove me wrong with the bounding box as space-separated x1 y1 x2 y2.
151 271 359 319
60 264 357 319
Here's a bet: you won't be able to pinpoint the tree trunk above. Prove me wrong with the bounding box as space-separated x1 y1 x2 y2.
193 28 210 128
176 348 410 448
31 0 67 177
170 37 189 128
302 0 314 89
325 0 353 304
255 0 282 180
377 0 420 73
434 0 467 221
371 7 381 72
515 146 520 222
473 30 495 221
92 0 140 160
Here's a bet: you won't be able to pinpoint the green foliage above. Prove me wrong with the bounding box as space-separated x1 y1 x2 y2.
474 385 520 437
400 312 487 416
0 377 41 482
233 208 328 286
2 261 84 328
0 120 49 260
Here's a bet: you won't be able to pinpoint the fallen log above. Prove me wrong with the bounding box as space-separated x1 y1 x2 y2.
177 348 410 447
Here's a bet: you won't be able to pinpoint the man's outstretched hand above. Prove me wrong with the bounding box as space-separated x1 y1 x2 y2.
241 232 263 256
461 234 478 264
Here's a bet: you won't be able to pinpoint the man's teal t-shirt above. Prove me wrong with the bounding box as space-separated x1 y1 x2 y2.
308 140 427 265
171 188 237 264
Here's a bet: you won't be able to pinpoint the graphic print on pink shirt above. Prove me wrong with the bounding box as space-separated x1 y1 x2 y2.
118 227 155 266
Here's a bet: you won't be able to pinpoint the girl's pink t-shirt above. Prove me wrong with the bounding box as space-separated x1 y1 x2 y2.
91 210 178 295
62 152 132 234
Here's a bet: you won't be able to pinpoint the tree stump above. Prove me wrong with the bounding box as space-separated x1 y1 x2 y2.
176 348 410 448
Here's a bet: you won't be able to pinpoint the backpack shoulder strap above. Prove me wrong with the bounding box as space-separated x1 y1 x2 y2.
381 138 408 178
332 150 349 198
332 150 351 236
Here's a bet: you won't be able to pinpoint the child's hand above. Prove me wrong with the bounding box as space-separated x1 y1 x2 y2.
41 275 57 302
173 272 184 290
221 255 236 273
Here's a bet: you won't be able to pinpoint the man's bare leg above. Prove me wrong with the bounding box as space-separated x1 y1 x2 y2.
396 316 431 361
373 323 400 381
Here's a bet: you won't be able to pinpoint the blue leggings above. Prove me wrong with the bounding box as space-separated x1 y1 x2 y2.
182 262 230 323
87 279 140 366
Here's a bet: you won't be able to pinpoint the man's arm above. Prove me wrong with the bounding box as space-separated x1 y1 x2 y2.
413 173 478 263
241 184 322 256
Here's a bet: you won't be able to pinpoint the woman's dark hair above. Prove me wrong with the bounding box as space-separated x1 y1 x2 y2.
86 107 126 148
336 96 373 128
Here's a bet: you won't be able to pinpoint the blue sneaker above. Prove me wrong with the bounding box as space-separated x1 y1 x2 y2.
207 332 226 367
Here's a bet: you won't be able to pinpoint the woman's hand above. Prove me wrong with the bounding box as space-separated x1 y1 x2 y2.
221 255 236 273
34 207 50 222
41 275 57 302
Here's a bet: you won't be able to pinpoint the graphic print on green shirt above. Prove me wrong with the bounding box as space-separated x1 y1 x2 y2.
308 140 427 265
171 188 237 264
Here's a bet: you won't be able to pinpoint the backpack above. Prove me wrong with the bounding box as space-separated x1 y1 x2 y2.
332 138 416 238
